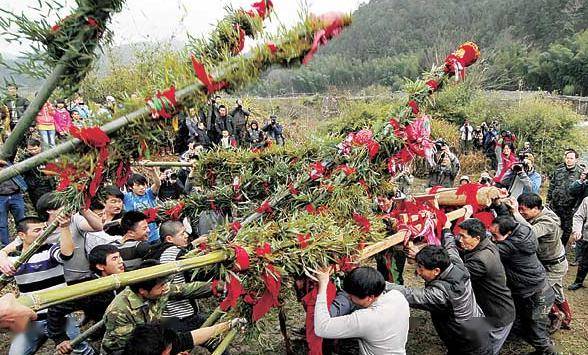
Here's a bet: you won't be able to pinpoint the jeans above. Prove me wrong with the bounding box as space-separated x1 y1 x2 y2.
488 322 513 355
0 193 26 246
513 285 556 354
39 129 56 149
9 315 93 355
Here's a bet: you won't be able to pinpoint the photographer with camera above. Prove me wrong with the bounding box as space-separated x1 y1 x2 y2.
158 168 186 202
262 115 285 146
428 140 460 188
496 153 541 199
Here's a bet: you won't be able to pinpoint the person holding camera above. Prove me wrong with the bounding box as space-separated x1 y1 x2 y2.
262 115 285 146
496 153 541 199
428 140 460 188
158 169 185 202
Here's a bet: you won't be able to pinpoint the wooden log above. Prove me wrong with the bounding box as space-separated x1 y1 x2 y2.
425 186 507 207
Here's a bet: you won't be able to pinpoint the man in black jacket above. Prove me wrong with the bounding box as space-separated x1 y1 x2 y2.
2 84 29 130
389 223 491 355
214 105 233 144
455 218 515 355
230 99 250 146
490 215 556 355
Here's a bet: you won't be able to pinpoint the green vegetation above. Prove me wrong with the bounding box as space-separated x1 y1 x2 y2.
248 0 588 95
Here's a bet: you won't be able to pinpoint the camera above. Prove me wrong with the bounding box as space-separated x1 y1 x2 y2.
434 139 446 151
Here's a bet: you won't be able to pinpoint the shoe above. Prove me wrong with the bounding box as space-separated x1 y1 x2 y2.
567 282 584 291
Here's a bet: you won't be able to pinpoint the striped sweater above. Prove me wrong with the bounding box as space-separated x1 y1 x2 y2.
159 245 196 319
11 244 70 317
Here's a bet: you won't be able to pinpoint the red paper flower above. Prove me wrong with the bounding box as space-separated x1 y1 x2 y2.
250 0 274 19
143 208 159 223
190 54 229 94
266 42 278 54
352 212 371 233
366 140 380 160
164 202 185 220
337 256 357 272
352 129 373 145
309 161 326 181
220 273 245 311
288 183 300 196
305 204 317 215
297 233 311 249
255 242 272 257
426 80 439 92
408 100 420 115
335 164 356 176
44 162 79 191
86 16 99 28
256 200 273 214
231 221 242 235
233 245 250 271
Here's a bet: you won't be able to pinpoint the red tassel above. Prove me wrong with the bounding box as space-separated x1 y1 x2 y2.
115 161 132 188
426 80 439 92
249 0 273 19
252 264 281 321
335 164 356 176
366 140 380 160
302 13 346 64
220 273 244 311
190 54 229 94
302 281 337 355
287 183 300 196
233 24 246 55
233 245 250 271
309 161 326 181
69 126 110 147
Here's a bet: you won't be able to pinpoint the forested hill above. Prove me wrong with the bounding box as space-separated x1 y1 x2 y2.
250 0 588 96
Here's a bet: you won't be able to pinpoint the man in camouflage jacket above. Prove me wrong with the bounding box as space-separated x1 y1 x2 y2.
100 261 211 354
547 149 584 247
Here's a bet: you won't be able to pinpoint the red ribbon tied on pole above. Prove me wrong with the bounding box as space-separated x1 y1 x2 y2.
444 42 481 80
190 54 229 94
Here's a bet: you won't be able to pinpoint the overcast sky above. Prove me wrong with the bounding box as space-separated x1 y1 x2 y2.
0 0 365 56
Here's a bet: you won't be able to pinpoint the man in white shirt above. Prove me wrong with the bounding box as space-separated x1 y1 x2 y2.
313 266 409 355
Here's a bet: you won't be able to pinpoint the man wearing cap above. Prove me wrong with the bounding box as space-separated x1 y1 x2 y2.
497 153 541 199
262 115 285 146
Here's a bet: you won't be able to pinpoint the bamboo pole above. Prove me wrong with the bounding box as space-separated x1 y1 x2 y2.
17 250 229 311
0 213 63 291
0 18 352 185
0 63 67 160
211 328 238 355
70 319 104 348
134 161 193 168
201 307 223 328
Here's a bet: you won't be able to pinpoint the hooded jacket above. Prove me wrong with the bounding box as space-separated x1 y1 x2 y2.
495 223 547 297
528 208 565 263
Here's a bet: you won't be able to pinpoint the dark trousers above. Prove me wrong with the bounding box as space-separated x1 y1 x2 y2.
512 285 556 354
573 240 588 284
375 247 406 285
553 207 574 247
